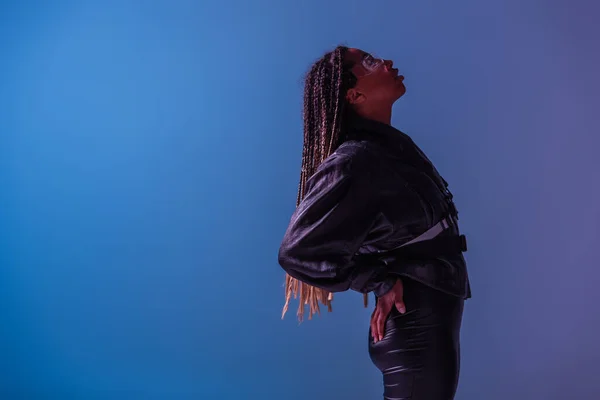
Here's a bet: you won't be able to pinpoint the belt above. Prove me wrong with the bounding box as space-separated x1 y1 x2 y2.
357 215 467 265
395 215 461 250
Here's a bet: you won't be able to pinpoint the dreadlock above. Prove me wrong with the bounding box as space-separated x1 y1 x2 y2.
282 45 368 322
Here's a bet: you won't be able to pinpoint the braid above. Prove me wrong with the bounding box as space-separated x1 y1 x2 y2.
282 46 360 322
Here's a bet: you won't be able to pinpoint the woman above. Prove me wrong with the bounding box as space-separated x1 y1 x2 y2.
278 45 471 399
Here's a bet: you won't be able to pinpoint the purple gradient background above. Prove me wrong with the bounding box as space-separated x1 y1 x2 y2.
1 1 599 398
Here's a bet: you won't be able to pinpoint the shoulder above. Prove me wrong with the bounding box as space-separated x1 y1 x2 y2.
332 138 415 188
305 140 377 193
331 139 381 173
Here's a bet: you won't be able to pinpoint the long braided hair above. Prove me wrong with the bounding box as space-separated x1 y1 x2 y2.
282 45 364 322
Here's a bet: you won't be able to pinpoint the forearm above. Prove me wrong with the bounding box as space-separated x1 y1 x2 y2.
278 249 396 295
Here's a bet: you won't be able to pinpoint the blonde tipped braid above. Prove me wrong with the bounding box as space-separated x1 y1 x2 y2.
281 46 369 322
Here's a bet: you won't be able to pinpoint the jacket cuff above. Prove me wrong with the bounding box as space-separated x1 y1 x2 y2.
373 277 397 297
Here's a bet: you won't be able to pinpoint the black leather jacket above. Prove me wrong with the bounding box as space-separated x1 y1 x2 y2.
278 117 471 299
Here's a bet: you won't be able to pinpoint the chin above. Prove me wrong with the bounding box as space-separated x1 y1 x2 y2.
394 87 406 101
393 80 406 97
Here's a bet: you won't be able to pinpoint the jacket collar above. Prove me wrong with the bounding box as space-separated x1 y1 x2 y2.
348 115 412 154
348 115 449 190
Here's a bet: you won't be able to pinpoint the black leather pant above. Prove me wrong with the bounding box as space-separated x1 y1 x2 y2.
368 278 464 400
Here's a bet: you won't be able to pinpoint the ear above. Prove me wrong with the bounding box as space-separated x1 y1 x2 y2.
346 88 366 105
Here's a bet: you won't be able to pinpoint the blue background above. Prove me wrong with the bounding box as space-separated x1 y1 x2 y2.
2 1 599 398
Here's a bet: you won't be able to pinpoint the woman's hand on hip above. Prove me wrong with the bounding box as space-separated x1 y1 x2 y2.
370 279 406 343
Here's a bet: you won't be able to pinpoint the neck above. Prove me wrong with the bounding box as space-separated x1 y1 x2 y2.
356 104 393 125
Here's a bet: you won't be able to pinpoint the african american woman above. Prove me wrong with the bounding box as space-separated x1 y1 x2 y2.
277 46 471 400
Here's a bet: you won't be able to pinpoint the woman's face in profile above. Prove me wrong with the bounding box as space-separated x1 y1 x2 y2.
344 48 406 107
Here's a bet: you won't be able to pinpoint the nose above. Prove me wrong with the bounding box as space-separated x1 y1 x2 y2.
383 59 394 69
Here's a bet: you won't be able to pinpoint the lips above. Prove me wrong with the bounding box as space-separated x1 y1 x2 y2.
390 67 404 82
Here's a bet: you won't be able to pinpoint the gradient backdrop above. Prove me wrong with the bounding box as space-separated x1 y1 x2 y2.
2 1 599 399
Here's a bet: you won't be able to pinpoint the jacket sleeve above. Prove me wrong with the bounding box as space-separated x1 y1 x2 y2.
277 151 396 297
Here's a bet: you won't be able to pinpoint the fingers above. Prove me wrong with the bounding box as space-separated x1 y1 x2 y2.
371 302 408 344
370 306 381 343
395 279 406 314
370 302 389 343
370 308 378 342
370 309 379 343
375 309 386 343
395 299 406 314
371 280 408 344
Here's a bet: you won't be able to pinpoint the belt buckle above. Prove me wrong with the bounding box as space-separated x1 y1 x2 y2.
459 235 467 252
